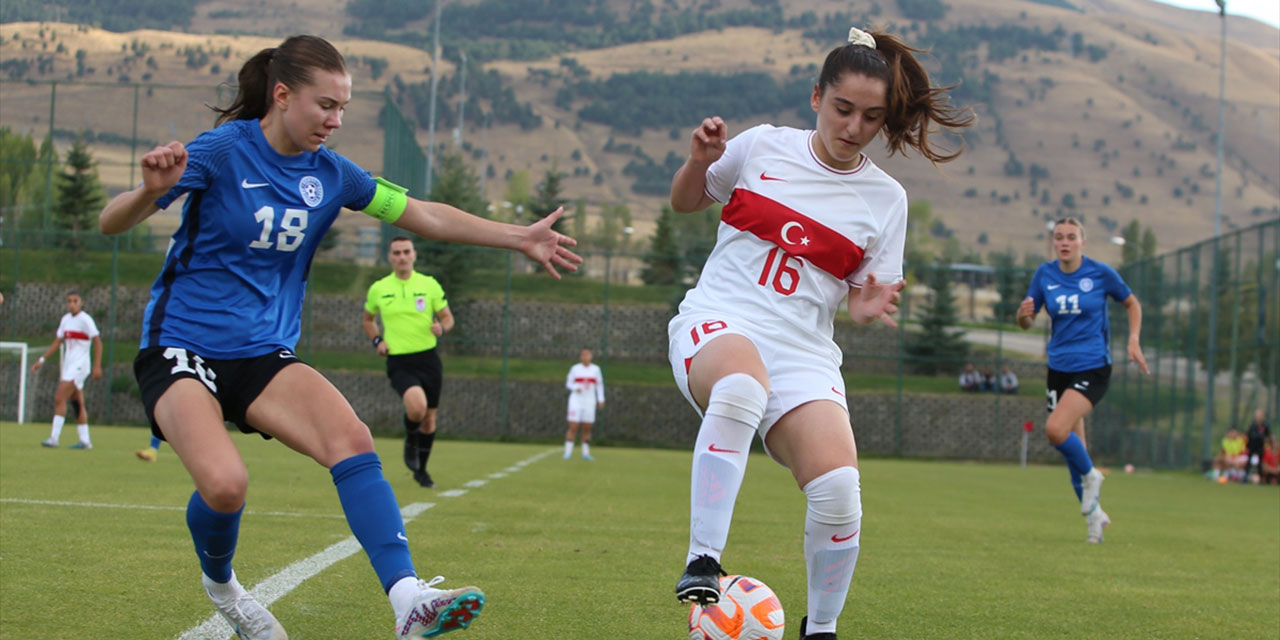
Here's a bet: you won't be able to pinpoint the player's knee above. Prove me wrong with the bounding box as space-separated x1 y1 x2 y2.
705 373 768 428
804 466 862 525
199 468 250 512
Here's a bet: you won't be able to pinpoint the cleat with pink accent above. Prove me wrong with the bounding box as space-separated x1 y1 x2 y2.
395 576 485 638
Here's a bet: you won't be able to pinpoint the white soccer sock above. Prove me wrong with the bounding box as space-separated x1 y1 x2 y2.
563 441 574 457
687 373 767 565
77 424 90 445
388 575 422 619
202 570 245 603
803 466 862 634
581 442 591 457
49 415 65 442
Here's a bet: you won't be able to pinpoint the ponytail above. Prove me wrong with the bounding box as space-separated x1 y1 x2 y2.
211 35 347 127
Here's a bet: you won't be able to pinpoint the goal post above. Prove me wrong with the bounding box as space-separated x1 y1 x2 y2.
0 341 30 423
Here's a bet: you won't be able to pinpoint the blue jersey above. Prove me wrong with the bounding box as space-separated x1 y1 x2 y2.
141 120 376 358
1026 256 1132 373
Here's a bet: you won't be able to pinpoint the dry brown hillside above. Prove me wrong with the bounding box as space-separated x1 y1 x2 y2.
0 0 1275 263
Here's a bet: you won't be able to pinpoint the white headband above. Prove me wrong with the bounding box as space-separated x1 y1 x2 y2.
848 27 876 49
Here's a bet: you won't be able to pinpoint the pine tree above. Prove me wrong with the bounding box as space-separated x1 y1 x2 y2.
641 205 681 285
53 136 105 251
422 152 488 301
905 263 971 376
531 166 567 234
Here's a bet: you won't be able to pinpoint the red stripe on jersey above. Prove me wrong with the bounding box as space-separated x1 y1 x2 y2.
721 188 865 280
63 330 90 340
573 377 597 384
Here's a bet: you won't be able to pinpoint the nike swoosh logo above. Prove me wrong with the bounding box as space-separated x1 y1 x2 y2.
203 549 233 559
708 444 740 454
1046 284 1061 290
831 529 859 543
397 532 409 542
759 171 786 182
241 179 269 189
279 352 297 359
831 386 844 397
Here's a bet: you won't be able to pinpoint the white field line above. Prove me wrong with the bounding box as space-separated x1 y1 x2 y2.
177 448 556 640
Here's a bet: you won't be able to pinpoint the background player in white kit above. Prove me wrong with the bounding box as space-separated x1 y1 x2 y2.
668 27 973 640
33 290 103 449
563 348 604 460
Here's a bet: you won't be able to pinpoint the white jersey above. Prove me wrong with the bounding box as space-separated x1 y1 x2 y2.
565 363 605 403
56 311 99 373
677 124 907 364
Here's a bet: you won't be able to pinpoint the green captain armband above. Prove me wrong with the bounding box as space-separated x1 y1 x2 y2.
363 177 409 223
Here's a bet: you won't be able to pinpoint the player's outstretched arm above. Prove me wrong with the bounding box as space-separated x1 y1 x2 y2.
670 116 726 213
101 142 187 235
394 199 581 279
847 273 905 327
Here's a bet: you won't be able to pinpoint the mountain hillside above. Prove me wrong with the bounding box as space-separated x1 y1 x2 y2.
0 0 1276 264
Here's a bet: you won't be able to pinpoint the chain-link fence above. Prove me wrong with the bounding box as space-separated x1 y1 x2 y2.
2 81 1275 468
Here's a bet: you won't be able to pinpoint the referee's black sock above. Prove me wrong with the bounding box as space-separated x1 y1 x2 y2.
418 432 436 471
402 414 419 472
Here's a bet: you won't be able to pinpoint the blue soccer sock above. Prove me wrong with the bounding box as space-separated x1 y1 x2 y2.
150 435 163 450
1068 466 1083 502
331 452 416 593
1053 433 1095 479
186 491 242 584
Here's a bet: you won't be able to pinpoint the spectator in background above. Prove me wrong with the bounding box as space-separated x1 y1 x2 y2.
959 363 983 392
1243 408 1271 484
999 365 1019 395
980 368 996 392
1211 428 1248 482
1259 437 1279 485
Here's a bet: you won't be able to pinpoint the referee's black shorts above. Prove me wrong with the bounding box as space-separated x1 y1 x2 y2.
386 349 443 408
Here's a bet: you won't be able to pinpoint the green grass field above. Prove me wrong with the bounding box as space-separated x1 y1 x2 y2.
1 423 1276 639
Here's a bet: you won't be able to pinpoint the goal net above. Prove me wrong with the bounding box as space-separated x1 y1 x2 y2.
0 342 36 423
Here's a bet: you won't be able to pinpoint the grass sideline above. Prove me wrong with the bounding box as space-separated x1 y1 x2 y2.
1 423 1276 639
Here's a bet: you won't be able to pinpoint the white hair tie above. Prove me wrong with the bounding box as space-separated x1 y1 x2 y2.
848 27 876 49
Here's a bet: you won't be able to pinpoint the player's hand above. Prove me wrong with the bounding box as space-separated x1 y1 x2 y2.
91 366 103 380
139 141 187 195
376 341 389 356
597 401 604 409
1016 297 1036 326
1128 337 1150 375
30 360 42 373
690 117 727 167
849 274 906 327
431 321 444 337
519 207 582 279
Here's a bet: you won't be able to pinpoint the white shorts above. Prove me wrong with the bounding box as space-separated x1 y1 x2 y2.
567 394 597 423
60 360 91 390
668 312 847 445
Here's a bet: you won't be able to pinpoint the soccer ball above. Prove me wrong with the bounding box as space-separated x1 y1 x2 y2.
688 575 785 640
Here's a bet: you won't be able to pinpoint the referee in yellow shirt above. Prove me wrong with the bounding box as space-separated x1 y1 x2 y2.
363 236 455 488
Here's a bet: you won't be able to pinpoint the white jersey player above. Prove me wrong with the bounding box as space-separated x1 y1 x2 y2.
33 291 103 449
668 27 974 640
563 348 605 460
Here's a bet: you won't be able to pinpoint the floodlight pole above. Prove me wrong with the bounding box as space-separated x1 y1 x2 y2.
425 0 443 193
1202 0 1226 469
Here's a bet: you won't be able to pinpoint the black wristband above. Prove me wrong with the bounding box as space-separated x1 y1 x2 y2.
372 336 383 348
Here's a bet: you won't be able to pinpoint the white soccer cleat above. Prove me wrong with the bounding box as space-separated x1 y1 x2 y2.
1086 506 1110 544
203 575 288 640
395 576 485 638
1079 468 1104 515
40 438 58 448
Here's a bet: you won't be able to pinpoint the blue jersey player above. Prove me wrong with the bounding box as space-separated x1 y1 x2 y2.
99 35 580 639
1017 217 1148 544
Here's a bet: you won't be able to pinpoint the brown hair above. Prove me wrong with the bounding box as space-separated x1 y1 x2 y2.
213 35 347 126
1054 217 1085 241
818 29 974 163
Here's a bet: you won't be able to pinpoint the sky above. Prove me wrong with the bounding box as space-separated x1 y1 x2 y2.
1149 0 1280 28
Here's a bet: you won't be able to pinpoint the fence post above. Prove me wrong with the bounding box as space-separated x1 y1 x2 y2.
498 251 512 438
104 235 119 424
42 82 56 231
129 84 139 187
894 286 908 457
